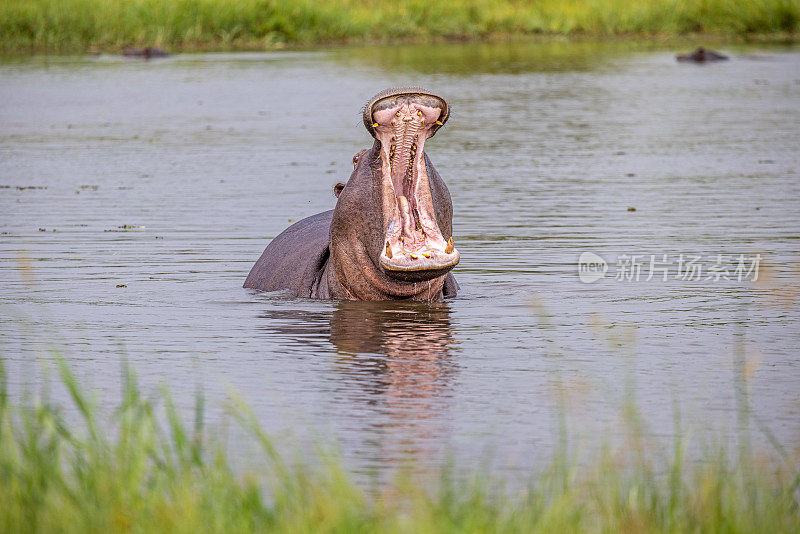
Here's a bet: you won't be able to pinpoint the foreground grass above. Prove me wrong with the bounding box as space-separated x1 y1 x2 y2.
1 357 798 533
1 0 799 54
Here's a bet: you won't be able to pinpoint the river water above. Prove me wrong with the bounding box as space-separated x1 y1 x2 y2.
2 42 799 480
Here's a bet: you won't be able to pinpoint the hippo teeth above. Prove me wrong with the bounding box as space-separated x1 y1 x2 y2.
372 93 458 271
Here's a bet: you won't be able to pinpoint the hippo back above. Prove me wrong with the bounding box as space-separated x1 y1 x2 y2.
243 210 332 297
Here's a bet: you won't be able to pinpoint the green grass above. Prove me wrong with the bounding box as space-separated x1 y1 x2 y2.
1 356 798 533
0 0 798 54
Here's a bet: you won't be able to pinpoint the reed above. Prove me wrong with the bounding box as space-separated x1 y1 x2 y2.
1 355 798 533
1 0 798 54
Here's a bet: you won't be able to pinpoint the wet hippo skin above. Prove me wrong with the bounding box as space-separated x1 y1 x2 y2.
244 87 460 301
676 47 728 63
122 47 170 59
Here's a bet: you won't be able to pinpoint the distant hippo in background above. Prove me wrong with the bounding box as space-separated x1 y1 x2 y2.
122 47 170 59
244 87 460 300
676 47 728 63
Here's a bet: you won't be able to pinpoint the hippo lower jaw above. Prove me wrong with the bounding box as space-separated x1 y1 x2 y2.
380 247 460 274
370 93 460 280
379 188 460 275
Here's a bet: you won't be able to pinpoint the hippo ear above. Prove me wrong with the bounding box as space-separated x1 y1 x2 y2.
333 182 345 198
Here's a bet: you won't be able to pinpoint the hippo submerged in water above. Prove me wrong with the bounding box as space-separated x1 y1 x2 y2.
243 87 460 300
676 47 728 63
122 47 170 59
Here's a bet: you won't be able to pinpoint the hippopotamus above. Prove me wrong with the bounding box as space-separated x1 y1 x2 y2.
122 47 170 59
676 47 728 63
243 87 460 300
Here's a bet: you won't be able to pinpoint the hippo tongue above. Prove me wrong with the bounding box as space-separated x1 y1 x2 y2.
397 195 415 239
369 93 459 273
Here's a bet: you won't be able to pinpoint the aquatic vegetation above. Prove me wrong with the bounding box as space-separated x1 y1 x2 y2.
0 0 798 54
0 356 798 533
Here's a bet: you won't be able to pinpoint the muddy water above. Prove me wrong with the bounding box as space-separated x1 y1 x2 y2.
2 42 799 479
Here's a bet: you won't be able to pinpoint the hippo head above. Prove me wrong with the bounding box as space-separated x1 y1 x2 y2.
328 87 459 299
366 88 459 274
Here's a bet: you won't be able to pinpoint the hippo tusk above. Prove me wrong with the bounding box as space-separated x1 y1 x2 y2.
445 237 454 254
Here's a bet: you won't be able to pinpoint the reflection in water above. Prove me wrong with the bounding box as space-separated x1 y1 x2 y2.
257 305 334 353
332 40 658 74
331 301 456 473
331 300 454 358
258 301 456 474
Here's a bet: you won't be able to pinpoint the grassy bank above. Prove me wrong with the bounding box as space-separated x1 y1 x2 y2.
1 357 798 533
1 0 798 54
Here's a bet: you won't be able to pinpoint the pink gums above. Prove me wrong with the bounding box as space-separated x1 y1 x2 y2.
372 101 448 258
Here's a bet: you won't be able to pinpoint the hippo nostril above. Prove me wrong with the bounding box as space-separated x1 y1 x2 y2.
363 87 449 138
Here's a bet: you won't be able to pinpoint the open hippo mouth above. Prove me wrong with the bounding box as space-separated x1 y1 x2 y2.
364 89 460 278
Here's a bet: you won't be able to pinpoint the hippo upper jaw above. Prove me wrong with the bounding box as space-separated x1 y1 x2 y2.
369 91 460 281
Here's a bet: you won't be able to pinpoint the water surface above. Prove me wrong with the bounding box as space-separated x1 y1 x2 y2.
2 41 799 480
